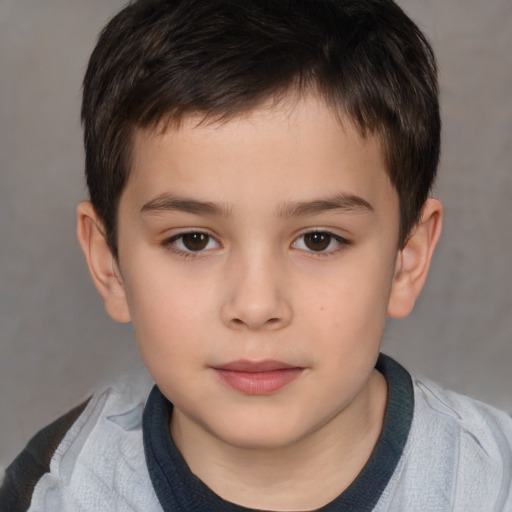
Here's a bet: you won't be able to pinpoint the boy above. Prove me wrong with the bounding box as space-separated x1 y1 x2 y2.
1 0 511 510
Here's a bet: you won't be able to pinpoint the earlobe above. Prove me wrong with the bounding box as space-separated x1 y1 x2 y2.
387 198 443 319
76 201 131 323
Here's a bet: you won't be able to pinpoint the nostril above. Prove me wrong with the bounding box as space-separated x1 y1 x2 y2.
221 293 293 331
230 316 281 329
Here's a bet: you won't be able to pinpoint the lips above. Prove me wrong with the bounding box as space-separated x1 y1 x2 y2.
213 360 304 395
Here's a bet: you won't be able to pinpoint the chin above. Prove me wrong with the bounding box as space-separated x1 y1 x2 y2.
219 429 302 451
209 412 310 451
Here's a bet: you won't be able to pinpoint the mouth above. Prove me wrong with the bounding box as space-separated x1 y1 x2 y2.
212 360 304 395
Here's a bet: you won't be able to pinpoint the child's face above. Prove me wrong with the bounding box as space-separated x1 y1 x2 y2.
115 95 402 449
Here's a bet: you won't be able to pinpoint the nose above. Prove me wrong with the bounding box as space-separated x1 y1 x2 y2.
220 252 292 331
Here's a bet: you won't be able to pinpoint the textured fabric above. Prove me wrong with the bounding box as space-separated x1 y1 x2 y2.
0 399 90 512
375 377 512 511
1 356 511 511
2 366 162 512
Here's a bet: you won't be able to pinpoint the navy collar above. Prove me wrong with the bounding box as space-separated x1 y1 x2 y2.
143 354 414 511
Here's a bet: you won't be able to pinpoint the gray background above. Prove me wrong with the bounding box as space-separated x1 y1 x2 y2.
0 0 511 471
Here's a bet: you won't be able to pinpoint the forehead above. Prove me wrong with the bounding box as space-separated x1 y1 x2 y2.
125 94 395 215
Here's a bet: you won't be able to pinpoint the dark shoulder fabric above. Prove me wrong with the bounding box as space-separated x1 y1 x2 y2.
0 398 91 512
143 354 414 512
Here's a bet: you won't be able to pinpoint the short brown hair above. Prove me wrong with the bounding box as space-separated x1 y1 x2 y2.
82 0 440 256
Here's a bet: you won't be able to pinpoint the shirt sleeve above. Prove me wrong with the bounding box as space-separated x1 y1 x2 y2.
0 398 91 512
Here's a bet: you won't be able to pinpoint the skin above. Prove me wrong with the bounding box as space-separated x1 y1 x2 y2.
77 94 442 511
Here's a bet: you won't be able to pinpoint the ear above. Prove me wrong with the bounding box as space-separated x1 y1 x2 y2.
387 198 443 319
76 201 131 323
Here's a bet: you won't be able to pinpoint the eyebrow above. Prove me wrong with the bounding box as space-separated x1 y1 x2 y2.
140 192 373 218
140 194 232 217
276 193 374 218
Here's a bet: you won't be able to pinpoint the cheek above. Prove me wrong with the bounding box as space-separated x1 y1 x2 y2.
123 265 213 361
299 258 393 345
128 285 211 403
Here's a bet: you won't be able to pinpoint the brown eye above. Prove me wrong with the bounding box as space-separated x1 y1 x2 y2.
165 231 220 256
181 232 210 251
303 232 331 251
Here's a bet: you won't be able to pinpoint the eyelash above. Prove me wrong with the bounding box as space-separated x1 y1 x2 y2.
162 229 351 259
292 230 351 257
163 231 220 259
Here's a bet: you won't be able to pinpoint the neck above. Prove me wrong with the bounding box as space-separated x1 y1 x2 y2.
171 370 387 511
